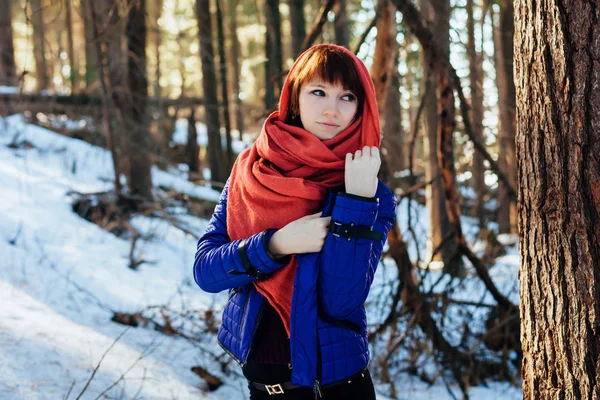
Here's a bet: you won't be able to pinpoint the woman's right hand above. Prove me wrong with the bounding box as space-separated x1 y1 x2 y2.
268 212 332 257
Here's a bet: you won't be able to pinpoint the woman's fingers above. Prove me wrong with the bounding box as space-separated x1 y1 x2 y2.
346 147 380 165
362 145 371 157
371 146 380 161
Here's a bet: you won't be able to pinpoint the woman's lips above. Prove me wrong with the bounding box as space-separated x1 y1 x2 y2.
317 122 340 129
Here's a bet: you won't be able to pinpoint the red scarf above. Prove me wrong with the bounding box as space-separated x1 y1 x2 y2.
226 44 380 336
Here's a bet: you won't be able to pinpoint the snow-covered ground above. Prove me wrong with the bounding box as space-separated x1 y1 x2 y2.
0 114 522 399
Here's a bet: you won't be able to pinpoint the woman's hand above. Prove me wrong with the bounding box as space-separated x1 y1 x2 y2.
345 145 380 198
268 212 331 256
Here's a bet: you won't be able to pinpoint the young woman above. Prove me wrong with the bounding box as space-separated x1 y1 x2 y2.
194 44 397 399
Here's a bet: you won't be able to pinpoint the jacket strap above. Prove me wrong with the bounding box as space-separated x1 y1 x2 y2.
328 221 383 242
228 239 270 280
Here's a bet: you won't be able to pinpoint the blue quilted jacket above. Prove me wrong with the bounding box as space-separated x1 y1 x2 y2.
193 178 396 389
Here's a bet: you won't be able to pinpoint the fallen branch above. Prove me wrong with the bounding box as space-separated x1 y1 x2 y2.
191 366 223 391
74 328 130 400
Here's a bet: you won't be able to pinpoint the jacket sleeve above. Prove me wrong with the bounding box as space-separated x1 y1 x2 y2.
193 179 289 293
317 182 397 319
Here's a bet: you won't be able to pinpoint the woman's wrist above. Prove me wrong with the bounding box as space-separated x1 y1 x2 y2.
268 230 290 258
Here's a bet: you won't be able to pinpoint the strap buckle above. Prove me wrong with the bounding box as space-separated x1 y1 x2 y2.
330 221 342 237
265 383 284 395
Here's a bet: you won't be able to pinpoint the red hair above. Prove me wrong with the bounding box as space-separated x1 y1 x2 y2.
284 45 365 125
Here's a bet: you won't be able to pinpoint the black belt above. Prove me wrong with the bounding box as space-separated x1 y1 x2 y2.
249 381 303 395
249 368 368 395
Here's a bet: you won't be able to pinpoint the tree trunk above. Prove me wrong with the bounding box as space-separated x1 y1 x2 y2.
216 0 234 169
265 0 282 110
100 0 130 180
466 0 485 229
85 0 123 194
30 0 50 91
515 0 600 398
187 108 200 178
227 0 245 136
150 0 163 97
288 0 306 57
384 52 405 175
419 0 457 273
125 0 153 200
81 0 100 90
492 5 509 233
371 0 400 184
334 0 350 48
195 0 226 185
0 0 17 86
65 0 78 92
496 0 517 234
430 0 461 276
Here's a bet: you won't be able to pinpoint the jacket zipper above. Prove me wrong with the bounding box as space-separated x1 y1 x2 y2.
239 290 250 338
243 300 264 365
313 325 323 398
217 338 242 365
217 290 264 367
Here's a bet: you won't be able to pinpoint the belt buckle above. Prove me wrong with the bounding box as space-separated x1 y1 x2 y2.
265 383 284 395
331 221 341 237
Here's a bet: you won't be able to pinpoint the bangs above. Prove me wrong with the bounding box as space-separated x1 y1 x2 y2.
295 49 364 98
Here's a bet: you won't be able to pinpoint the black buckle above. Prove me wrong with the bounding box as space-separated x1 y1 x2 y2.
328 221 383 242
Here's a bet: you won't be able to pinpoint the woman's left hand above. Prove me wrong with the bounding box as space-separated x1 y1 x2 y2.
344 145 380 198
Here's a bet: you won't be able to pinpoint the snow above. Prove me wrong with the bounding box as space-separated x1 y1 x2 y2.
0 114 522 399
0 86 19 95
169 119 254 155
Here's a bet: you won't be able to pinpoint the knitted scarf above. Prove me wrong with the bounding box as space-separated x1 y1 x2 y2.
226 44 380 336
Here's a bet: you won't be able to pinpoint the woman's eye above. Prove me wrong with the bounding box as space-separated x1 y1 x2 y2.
342 94 356 101
310 89 325 96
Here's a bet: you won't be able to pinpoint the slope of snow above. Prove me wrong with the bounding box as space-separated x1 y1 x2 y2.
0 115 521 400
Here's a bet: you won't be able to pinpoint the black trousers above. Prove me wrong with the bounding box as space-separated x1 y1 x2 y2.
247 369 377 400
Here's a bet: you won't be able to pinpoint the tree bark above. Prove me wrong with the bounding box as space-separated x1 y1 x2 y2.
419 0 458 274
30 0 50 91
216 0 234 169
384 52 405 174
227 0 245 136
371 0 400 184
150 0 163 97
496 0 517 234
195 0 226 185
334 0 350 48
0 0 17 86
86 0 122 194
186 108 200 178
65 0 78 92
265 0 282 110
288 0 306 57
515 0 600 398
430 0 462 277
492 5 509 233
125 0 153 200
466 0 485 229
81 0 100 90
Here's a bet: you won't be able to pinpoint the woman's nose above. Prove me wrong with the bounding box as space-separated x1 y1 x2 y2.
323 100 339 116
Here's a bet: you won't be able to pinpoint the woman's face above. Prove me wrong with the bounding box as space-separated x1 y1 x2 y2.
298 79 358 140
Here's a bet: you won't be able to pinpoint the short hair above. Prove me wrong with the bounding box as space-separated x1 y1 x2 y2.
284 45 365 126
